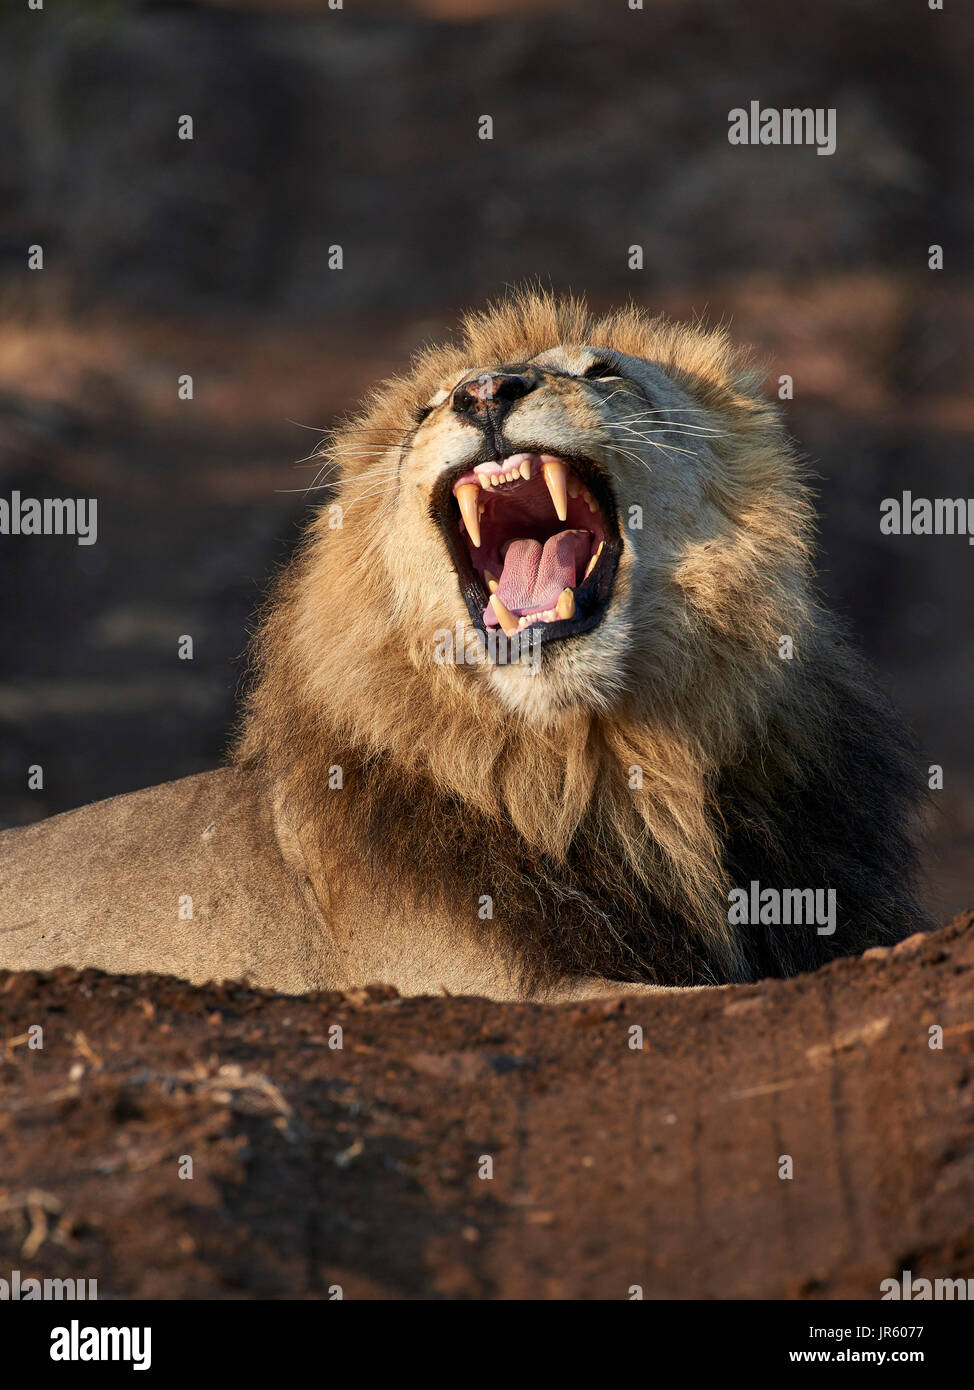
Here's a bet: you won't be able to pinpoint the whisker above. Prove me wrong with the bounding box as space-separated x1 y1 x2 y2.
595 388 643 407
285 418 331 434
291 451 333 468
611 423 723 443
612 419 724 434
342 488 399 512
613 422 722 436
274 483 336 495
611 432 697 461
339 462 403 478
293 459 339 473
612 424 724 442
608 443 654 472
330 447 399 456
611 406 715 415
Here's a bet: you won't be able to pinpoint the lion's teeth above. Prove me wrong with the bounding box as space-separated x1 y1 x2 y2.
455 483 481 548
541 457 568 521
581 487 597 512
485 569 499 593
583 541 604 581
490 593 520 638
519 459 531 480
567 476 581 499
555 588 575 620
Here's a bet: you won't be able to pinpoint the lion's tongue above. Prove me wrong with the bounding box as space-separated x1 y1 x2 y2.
485 530 590 625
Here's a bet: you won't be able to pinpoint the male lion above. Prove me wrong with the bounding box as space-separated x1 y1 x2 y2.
0 293 925 1000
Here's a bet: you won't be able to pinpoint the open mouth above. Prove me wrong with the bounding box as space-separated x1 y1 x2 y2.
432 452 621 646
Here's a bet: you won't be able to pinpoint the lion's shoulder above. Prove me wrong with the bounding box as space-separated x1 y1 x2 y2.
0 768 246 883
0 769 338 993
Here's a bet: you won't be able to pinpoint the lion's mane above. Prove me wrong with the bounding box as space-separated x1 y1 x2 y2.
238 292 926 991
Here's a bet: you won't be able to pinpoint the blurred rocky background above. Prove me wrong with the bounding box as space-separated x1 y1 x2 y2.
0 0 971 920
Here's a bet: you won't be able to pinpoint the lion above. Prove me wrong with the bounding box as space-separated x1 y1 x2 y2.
0 291 926 1000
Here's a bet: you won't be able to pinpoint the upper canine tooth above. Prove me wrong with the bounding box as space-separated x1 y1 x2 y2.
555 588 576 621
455 483 482 548
541 457 568 521
490 593 520 638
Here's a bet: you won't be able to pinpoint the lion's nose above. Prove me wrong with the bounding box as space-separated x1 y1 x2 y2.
451 370 538 423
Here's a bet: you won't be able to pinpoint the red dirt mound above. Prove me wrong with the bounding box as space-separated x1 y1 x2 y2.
2 913 972 1300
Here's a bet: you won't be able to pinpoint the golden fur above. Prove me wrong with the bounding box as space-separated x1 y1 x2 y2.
236 290 924 991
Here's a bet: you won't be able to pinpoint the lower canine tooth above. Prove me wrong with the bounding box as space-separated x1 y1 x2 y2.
455 483 481 548
541 457 568 522
490 593 520 638
556 588 576 620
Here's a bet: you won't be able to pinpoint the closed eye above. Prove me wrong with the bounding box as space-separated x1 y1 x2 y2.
581 360 620 381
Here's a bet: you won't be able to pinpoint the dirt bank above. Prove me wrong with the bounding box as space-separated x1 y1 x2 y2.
1 912 972 1299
